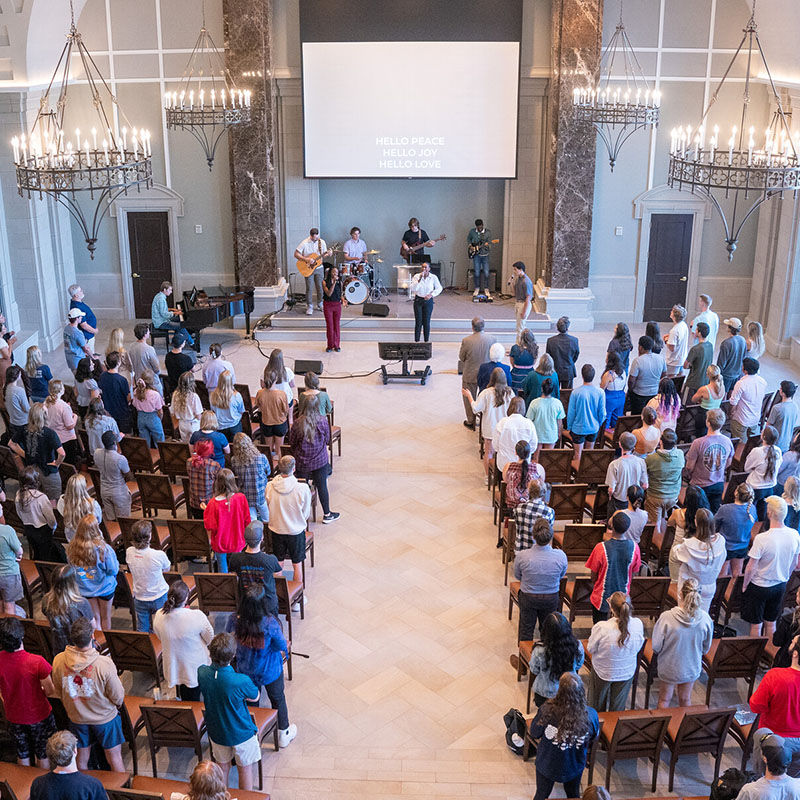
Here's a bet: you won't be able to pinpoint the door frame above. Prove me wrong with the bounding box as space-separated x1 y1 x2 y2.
111 183 185 319
633 184 712 322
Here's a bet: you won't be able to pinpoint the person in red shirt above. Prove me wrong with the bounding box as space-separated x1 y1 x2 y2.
750 634 800 775
203 468 250 573
0 617 57 767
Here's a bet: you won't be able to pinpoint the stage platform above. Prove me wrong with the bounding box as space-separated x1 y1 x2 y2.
254 289 552 343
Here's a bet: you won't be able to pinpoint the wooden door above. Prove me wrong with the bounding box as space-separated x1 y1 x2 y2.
128 212 172 318
643 213 692 321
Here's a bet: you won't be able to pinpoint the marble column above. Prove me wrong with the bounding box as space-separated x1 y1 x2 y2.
536 0 602 328
222 0 279 288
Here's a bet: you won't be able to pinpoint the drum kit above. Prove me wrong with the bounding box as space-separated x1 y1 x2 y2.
331 247 388 305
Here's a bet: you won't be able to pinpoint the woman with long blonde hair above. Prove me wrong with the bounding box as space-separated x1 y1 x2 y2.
66 514 119 629
41 564 94 655
42 378 79 466
106 327 133 384
186 761 231 800
9 402 66 499
746 320 765 359
57 473 102 542
25 345 52 403
210 370 245 442
230 432 271 522
203 469 249 572
691 364 726 436
170 370 203 442
783 475 800 529
266 349 296 424
189 409 230 467
132 369 164 447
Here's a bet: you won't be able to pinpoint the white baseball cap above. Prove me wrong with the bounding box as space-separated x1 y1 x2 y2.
67 308 84 319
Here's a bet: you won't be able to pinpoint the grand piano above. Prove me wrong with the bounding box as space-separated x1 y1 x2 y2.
182 285 256 336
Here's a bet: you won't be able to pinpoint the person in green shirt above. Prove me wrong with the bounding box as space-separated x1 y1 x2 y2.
683 321 713 400
0 520 23 614
526 377 565 452
644 429 685 533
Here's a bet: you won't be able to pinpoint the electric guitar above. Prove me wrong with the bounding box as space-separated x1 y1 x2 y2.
296 242 339 278
400 234 446 262
468 237 500 258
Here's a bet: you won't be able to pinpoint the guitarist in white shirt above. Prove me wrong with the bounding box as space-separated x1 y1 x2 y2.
294 227 333 316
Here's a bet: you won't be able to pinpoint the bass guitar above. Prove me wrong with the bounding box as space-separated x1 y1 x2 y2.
468 237 500 258
400 234 446 262
296 243 338 278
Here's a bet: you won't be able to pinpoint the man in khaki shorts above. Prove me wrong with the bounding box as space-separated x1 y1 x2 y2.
644 429 684 533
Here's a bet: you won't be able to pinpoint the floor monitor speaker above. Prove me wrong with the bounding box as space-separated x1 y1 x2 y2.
294 359 323 375
363 302 390 317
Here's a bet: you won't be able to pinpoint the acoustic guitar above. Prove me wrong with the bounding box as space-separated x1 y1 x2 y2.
296 242 339 278
468 237 500 258
400 233 447 261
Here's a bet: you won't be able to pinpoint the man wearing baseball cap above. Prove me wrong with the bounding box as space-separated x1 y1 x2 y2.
717 316 748 393
742 732 800 796
63 308 92 374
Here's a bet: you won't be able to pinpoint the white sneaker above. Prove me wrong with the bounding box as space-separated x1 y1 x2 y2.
306 306 313 316
317 302 324 311
278 724 298 748
291 595 307 612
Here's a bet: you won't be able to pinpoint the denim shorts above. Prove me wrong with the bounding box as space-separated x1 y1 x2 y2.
571 431 598 444
70 714 124 749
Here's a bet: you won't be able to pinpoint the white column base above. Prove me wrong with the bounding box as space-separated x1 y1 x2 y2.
233 279 289 329
534 280 595 331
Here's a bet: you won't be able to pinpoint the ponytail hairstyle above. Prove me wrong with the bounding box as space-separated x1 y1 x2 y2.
706 364 724 397
134 369 158 402
488 367 512 408
210 370 235 411
627 485 645 510
304 371 320 390
641 406 657 426
262 370 277 390
85 397 109 428
761 425 779 482
693 507 715 563
46 378 64 406
208 343 222 360
735 482 755 514
172 371 197 417
25 346 43 379
608 591 632 647
515 440 531 488
162 579 189 614
679 578 702 618
783 476 800 513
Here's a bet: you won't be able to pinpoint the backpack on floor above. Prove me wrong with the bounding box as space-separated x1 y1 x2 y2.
710 767 758 800
503 708 527 756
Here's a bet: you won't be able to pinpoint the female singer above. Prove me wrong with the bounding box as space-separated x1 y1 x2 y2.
323 265 346 353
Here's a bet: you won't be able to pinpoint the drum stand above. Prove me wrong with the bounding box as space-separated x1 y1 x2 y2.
367 256 389 303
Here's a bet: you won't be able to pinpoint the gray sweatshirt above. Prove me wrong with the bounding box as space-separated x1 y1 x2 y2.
651 605 713 684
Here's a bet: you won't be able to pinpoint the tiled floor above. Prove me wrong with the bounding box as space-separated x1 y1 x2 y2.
38 322 800 799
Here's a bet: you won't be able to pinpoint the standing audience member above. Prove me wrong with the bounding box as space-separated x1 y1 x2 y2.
0 617 56 767
740 733 800 797
509 328 539 392
745 425 783 520
600 352 627 432
783 477 800 530
63 308 91 374
546 316 580 388
529 673 599 800
106 327 134 385
587 592 645 712
459 317 496 430
691 365 726 437
685 408 734 512
747 320 766 359
633 406 660 457
4 366 29 439
652 579 714 708
190 410 230 468
610 486 649 544
97 351 133 433
41 564 94 656
51 617 125 771
132 369 165 447
256 369 290 456
666 486 711 581
664 305 690 377
683 321 713 399
73 357 101 418
0 512 22 615
605 432 648 514
29 731 108 800
126 519 170 633
265 456 312 588
25 346 52 403
743 496 800 638
10 402 65 500
202 343 235 391
477 342 512 394
170 371 203 442
299 371 332 416
153 579 213 701
493 397 537 471
267 349 296 426
164 333 194 389
227 584 296 747
730 357 768 442
513 519 567 643
510 261 533 340
288 393 339 523
607 323 633 373
673 507 727 613
718 317 748 392
15 466 62 562
84 398 121 455
68 285 98 352
503 441 535 507
513 480 555 551
197 633 262 790
644 430 684 532
231 432 271 523
716 483 757 578
67 514 119 630
186 439 222 519
585 513 641 622
523 354 560 408
778 433 800 496
57 473 102 543
210 370 245 442
203 469 250 573
526 378 564 452
129 323 163 393
691 293 720 347
228 521 281 611
627 336 666 415
94 430 132 520
646 378 682 431
566 365 606 464
462 367 513 475
768 381 800 453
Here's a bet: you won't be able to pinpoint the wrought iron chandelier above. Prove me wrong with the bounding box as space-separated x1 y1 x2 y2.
668 0 800 261
573 0 660 172
165 2 252 171
11 0 152 259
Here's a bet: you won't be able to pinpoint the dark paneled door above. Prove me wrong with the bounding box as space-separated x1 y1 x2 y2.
128 212 172 318
643 213 693 321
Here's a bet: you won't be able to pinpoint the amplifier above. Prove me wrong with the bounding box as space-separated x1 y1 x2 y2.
294 359 323 374
363 302 390 317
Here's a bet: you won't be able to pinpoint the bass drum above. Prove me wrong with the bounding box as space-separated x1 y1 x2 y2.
343 277 368 305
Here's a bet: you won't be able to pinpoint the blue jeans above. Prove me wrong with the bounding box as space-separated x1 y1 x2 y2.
134 592 168 633
472 255 490 292
604 389 626 429
158 318 194 347
249 501 269 523
215 551 228 572
136 410 164 447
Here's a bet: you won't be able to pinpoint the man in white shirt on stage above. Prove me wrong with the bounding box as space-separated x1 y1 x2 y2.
342 227 367 274
409 261 442 343
294 227 332 316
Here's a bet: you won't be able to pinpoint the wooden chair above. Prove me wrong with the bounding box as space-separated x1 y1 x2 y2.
136 472 186 517
118 694 152 776
140 701 206 778
672 374 686 396
33 560 63 593
235 382 254 413
58 461 79 493
537 448 572 484
604 414 642 450
722 471 749 504
662 706 735 792
549 483 588 522
652 524 676 575
719 574 745 624
275 575 304 668
675 405 705 443
88 466 142 510
760 390 776 426
701 636 766 704
562 576 594 623
0 445 22 481
115 571 138 628
588 710 671 792
502 519 516 586
18 559 41 617
254 443 275 476
584 484 610 523
634 639 658 710
629 576 670 619
327 409 342 469
77 428 92 464
156 440 191 481
1 500 24 537
731 435 763 473
104 629 164 688
120 436 161 473
194 572 239 614
552 523 605 560
167 519 214 569
570 449 614 486
164 571 197 605
729 712 761 770
638 524 656 568
15 617 53 662
107 790 163 800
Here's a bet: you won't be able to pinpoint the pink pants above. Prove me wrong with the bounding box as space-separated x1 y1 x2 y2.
323 301 341 349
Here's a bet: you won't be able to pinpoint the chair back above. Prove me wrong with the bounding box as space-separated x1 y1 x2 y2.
58 461 78 493
656 525 676 572
504 520 517 566
120 436 159 472
559 388 572 418
550 483 588 522
255 444 275 475
77 429 92 463
20 618 52 662
608 712 670 759
565 576 594 622
195 380 211 410
0 781 18 800
538 448 572 484
609 415 642 449
722 575 745 623
722 472 749 505
1 500 24 535
235 383 253 412
0 445 21 481
140 703 202 752
104 629 162 683
672 708 735 755
708 575 731 624
87 466 104 504
168 519 213 565
34 560 64 593
639 524 656 564
760 391 776 426
671 374 686 396
195 572 239 614
733 435 763 473
629 576 670 618
274 574 295 618
784 570 800 610
710 636 767 678
558 524 604 560
574 449 614 485
589 485 610 522
136 472 179 514
115 571 137 627
676 405 704 443
157 440 191 480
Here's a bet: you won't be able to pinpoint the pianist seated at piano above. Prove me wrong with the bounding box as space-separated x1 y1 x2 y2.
151 281 196 349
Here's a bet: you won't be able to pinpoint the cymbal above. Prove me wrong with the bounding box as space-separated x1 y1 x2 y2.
366 249 381 255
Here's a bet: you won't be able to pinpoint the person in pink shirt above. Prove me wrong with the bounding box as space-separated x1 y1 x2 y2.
43 379 79 464
131 369 164 447
203 469 250 572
